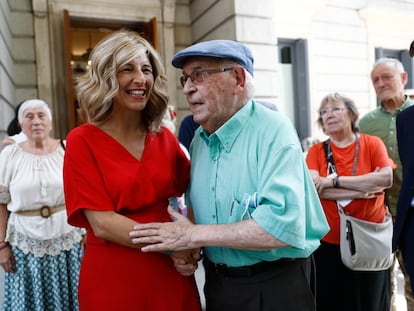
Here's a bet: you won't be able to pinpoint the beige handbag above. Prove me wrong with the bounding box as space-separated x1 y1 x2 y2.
323 137 393 271
338 205 393 271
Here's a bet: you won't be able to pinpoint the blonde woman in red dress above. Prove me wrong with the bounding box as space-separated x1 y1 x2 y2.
63 30 201 311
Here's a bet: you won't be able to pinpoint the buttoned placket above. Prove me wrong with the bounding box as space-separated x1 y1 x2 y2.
208 135 220 223
387 115 398 160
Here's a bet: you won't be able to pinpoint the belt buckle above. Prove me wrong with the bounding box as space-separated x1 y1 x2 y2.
40 206 51 218
214 263 252 278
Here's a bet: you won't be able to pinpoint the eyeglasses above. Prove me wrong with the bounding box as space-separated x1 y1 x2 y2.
179 67 234 87
319 107 345 118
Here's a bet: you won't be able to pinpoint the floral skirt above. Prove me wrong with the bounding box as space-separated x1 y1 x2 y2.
2 244 82 311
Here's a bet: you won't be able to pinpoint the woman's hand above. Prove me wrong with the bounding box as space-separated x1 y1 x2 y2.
170 248 201 276
0 247 16 273
311 174 333 194
357 190 384 199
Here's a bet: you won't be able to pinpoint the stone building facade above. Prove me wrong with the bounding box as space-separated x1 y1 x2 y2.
1 0 413 142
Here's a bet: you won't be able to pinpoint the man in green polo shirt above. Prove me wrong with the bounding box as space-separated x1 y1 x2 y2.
359 57 414 311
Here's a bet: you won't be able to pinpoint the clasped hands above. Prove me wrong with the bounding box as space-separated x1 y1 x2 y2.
129 206 200 276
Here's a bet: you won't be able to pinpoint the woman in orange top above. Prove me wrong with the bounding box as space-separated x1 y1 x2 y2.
306 93 393 311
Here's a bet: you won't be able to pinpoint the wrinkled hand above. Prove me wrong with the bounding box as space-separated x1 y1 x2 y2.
129 206 193 252
171 248 201 276
0 247 16 273
312 175 331 194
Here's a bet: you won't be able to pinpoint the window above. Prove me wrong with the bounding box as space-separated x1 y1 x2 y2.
277 39 311 140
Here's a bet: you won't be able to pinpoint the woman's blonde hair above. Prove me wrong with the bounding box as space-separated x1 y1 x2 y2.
76 29 168 132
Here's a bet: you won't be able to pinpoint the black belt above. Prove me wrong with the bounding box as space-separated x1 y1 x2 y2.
204 257 297 278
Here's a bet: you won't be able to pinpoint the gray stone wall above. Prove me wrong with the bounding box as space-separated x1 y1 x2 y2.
1 0 414 141
173 0 192 123
0 0 35 141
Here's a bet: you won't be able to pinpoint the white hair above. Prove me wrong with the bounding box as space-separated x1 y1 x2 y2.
372 58 405 73
18 99 52 124
244 69 256 100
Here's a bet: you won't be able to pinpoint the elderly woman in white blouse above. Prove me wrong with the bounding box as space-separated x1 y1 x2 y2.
0 99 84 311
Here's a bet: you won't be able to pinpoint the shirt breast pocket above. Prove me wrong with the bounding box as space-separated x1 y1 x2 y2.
229 192 258 223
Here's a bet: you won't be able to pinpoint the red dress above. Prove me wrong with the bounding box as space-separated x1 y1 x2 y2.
63 124 201 311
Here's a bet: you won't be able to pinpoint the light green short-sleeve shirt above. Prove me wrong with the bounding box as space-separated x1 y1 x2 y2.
187 100 329 267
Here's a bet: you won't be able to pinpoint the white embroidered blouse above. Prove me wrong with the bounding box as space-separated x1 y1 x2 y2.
0 142 84 257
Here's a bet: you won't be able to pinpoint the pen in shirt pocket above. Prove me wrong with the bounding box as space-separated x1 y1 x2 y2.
230 192 258 217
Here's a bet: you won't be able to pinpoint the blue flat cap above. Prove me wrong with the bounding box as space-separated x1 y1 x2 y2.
172 40 254 76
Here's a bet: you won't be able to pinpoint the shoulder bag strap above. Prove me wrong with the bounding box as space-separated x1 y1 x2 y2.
323 139 337 175
60 139 66 151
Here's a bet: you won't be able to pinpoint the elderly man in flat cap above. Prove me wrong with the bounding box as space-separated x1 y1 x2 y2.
130 40 329 311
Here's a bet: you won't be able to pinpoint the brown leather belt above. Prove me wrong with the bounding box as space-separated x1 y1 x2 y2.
15 204 66 218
